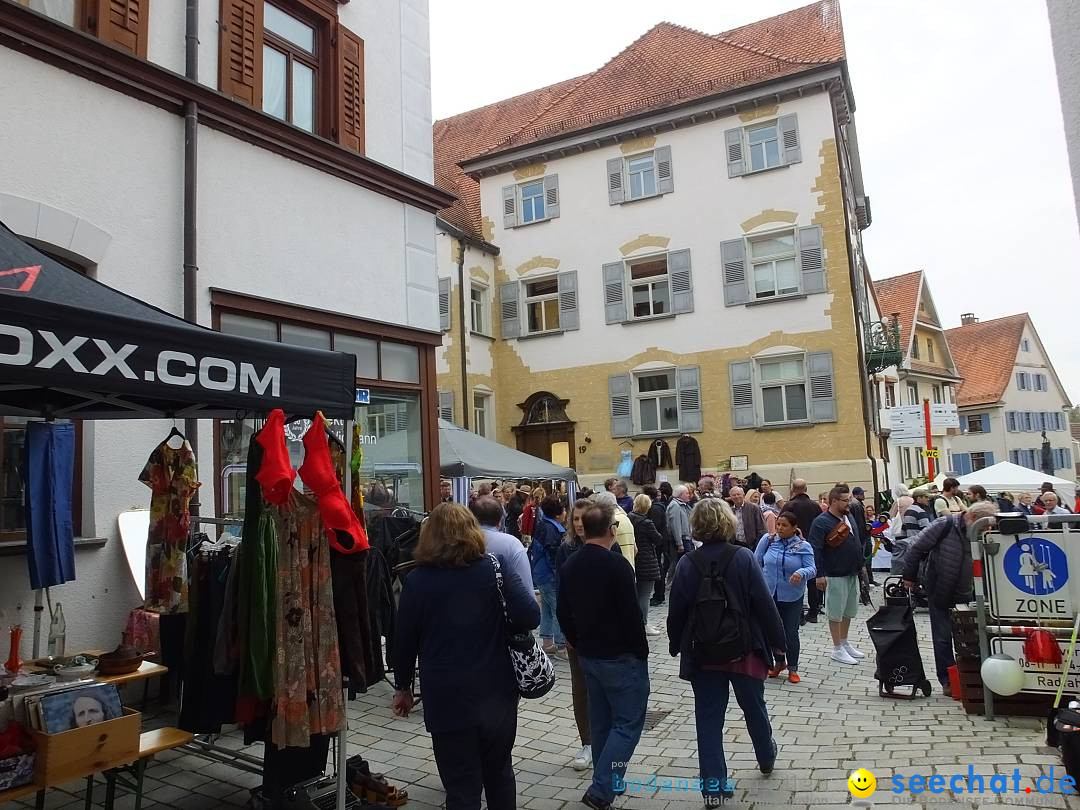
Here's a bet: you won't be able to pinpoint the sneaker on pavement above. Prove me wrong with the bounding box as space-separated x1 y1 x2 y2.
843 642 866 659
831 646 858 665
572 744 591 771
582 790 612 809
787 671 801 684
803 611 818 624
759 739 778 775
645 625 662 636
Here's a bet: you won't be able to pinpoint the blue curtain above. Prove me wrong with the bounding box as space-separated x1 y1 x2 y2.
24 422 76 589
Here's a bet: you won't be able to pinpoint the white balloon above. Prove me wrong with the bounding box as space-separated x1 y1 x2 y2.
981 653 1025 696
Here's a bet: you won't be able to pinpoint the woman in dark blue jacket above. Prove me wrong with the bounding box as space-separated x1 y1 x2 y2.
392 503 539 810
529 494 568 655
667 498 786 806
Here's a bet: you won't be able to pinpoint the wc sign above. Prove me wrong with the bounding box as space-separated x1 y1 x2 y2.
986 534 1073 621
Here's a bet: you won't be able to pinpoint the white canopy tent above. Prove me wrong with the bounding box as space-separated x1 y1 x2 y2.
933 461 1077 501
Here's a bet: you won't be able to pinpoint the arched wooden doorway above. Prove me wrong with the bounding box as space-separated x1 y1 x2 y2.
511 392 576 469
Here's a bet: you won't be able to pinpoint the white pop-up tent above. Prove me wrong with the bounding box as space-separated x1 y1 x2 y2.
934 461 1077 502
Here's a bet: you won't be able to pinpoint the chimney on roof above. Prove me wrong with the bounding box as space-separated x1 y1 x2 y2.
961 313 978 326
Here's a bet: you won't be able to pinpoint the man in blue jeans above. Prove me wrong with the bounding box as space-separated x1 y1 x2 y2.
557 500 650 810
530 494 568 657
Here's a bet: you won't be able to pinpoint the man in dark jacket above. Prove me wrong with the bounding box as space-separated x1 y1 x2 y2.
850 486 876 588
902 500 997 689
786 479 823 622
808 484 865 666
728 486 766 549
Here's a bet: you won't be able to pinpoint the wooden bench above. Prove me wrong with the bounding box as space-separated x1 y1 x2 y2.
90 727 194 810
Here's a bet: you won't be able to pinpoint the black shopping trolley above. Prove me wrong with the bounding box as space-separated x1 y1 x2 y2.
866 591 933 699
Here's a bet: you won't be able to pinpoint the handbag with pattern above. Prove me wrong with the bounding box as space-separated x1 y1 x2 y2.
488 554 556 699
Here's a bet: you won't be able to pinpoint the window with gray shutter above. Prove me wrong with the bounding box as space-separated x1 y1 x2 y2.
438 390 454 423
668 249 693 314
808 351 837 423
609 373 633 438
724 127 745 177
729 360 755 429
557 271 579 331
438 277 451 332
797 225 825 295
655 146 674 195
1007 411 1017 432
778 114 801 165
607 157 625 205
502 185 517 229
676 365 702 433
499 281 520 339
603 261 627 324
543 174 560 219
721 238 749 307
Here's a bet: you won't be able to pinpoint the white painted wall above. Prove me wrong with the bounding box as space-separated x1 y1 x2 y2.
479 92 840 373
1048 0 1080 239
0 0 437 654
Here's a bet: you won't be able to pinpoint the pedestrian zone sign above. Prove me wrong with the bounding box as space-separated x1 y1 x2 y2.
985 532 1074 621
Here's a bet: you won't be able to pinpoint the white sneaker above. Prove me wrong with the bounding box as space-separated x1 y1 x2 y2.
572 744 591 771
843 641 866 659
645 625 662 636
830 646 858 665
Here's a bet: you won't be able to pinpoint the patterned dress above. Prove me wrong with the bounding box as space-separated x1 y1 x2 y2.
271 489 345 747
140 439 200 614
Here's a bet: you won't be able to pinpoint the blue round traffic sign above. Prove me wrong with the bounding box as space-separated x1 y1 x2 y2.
1003 538 1068 596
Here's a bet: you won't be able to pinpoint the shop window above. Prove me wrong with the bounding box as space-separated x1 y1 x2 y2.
280 322 330 349
380 342 419 384
333 333 378 379
355 391 423 510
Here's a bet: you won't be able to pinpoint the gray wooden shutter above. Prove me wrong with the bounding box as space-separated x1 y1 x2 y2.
603 261 626 324
959 414 969 432
954 453 971 475
720 238 749 307
729 360 754 428
499 280 520 339
1006 411 1017 432
437 390 454 423
543 174 560 220
606 157 625 205
668 249 693 315
985 451 995 466
778 113 801 165
437 276 451 332
557 271 579 331
808 351 837 423
797 225 825 294
655 146 674 195
609 373 633 438
724 127 745 177
502 184 517 229
676 365 702 433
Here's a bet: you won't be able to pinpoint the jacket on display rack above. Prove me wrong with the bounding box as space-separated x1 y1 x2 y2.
630 454 656 485
647 439 673 471
675 434 701 483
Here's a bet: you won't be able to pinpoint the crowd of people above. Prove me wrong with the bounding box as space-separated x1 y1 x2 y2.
389 471 1064 810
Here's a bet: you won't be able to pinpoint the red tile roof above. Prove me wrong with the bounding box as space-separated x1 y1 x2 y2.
871 270 922 354
944 314 1029 408
434 1 846 237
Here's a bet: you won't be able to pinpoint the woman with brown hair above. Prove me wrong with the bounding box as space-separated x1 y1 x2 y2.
391 503 539 810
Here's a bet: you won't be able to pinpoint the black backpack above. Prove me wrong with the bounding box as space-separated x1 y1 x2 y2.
686 543 750 664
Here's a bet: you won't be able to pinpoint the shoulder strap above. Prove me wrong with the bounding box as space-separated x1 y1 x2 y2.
487 553 509 622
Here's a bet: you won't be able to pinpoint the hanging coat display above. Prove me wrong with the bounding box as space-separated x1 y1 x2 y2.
647 439 673 470
630 454 656 485
675 435 702 483
617 449 634 478
140 431 200 614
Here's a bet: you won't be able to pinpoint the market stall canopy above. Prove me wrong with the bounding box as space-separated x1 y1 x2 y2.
0 222 356 419
935 461 1077 501
438 419 577 481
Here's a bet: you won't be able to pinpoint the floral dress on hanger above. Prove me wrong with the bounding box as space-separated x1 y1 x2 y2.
140 438 201 614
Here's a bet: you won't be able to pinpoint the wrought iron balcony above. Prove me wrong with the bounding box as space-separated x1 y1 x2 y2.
865 313 902 375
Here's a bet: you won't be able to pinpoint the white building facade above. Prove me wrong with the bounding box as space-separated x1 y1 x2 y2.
0 0 451 655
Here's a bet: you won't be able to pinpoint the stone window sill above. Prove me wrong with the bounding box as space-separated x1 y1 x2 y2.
0 537 107 557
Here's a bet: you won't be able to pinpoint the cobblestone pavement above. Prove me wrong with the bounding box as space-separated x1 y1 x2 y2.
12 596 1080 810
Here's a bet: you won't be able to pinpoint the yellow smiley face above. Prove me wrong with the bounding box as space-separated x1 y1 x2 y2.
848 768 876 798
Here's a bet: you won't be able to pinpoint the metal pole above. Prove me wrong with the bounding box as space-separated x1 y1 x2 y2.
337 418 353 810
923 398 935 481
969 515 996 719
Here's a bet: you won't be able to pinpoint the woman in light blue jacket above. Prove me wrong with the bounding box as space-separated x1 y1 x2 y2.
755 511 816 683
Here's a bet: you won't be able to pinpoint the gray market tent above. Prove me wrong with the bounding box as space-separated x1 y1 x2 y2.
438 419 577 481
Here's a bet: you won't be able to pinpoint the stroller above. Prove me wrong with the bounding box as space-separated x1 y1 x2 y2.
866 580 933 699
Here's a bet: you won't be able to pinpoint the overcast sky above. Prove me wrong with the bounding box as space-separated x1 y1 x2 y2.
430 0 1080 403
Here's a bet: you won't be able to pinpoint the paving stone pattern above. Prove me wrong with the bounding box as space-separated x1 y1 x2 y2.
11 601 1080 810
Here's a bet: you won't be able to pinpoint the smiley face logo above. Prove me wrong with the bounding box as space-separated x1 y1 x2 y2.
848 768 876 798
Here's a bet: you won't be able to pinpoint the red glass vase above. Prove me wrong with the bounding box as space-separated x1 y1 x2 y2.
5 626 22 674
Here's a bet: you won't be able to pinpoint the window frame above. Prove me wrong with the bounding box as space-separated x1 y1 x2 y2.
966 413 987 434
469 282 489 337
884 382 897 408
519 180 546 225
626 254 671 321
912 338 920 360
971 451 987 472
747 228 799 301
1017 372 1030 390
626 151 658 200
522 275 561 335
927 338 935 363
932 384 943 405
745 120 782 173
472 390 491 438
907 382 919 406
261 1 322 133
756 354 810 427
633 368 680 435
1022 339 1031 352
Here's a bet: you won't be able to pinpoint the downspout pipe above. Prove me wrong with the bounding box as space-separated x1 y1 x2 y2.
456 237 469 430
183 0 200 480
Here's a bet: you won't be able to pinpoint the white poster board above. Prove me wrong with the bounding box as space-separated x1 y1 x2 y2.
989 636 1080 695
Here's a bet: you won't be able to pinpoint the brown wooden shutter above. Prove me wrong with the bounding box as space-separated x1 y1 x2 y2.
88 0 150 58
336 25 365 154
218 0 262 107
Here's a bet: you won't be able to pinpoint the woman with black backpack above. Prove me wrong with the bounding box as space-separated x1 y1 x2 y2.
666 498 786 807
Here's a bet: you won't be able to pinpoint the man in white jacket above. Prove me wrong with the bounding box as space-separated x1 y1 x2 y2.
665 485 694 556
